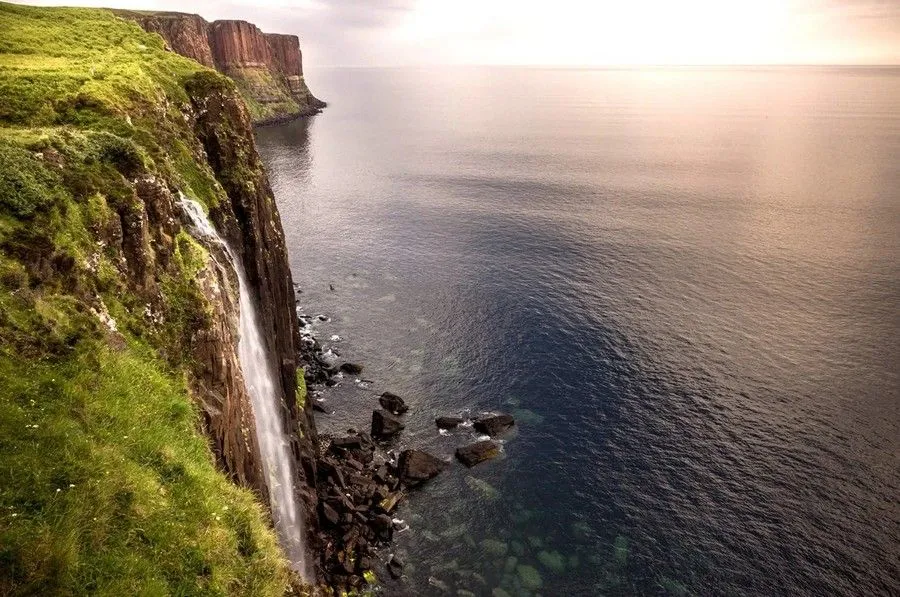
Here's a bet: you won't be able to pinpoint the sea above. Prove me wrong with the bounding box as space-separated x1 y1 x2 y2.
255 67 900 596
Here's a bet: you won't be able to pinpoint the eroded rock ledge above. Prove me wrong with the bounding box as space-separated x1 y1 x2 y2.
120 11 326 124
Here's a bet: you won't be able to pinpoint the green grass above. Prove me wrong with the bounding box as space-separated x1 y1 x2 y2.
225 67 300 122
0 3 293 594
0 341 288 596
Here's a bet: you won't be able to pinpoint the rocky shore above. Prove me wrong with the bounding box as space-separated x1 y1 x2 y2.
294 292 517 593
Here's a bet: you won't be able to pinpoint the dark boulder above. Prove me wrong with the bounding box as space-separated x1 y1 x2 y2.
321 501 340 526
340 362 363 374
455 440 501 467
473 414 515 437
379 391 409 415
371 409 404 438
372 513 394 541
331 436 363 451
398 449 445 486
435 416 464 430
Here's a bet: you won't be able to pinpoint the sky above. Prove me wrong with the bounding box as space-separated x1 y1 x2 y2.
15 0 900 66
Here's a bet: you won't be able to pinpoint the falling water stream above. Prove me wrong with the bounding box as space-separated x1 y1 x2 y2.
179 197 310 579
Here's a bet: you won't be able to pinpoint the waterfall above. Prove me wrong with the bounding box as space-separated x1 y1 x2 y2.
179 197 310 579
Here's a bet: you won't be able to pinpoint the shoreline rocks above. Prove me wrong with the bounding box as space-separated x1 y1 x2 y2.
473 414 515 437
379 391 409 415
371 409 405 438
295 289 523 592
456 440 502 467
312 433 445 591
339 362 364 375
435 416 464 430
398 449 446 486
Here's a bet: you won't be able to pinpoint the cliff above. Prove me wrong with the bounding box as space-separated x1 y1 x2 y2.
0 3 318 593
124 11 325 125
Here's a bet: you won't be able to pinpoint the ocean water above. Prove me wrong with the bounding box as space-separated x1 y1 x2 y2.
255 67 900 596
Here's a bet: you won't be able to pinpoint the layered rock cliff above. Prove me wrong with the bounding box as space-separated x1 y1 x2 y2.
0 3 318 593
124 11 325 124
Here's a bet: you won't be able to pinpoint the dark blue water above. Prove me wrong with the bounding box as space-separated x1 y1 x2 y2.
256 67 900 596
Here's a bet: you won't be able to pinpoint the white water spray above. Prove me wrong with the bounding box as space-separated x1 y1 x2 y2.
179 197 310 578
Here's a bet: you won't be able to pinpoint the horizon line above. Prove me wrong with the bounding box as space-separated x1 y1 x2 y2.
309 63 900 70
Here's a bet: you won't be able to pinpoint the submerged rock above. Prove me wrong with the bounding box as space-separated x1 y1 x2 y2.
398 449 446 486
613 535 629 565
516 564 543 590
371 409 404 438
481 538 509 557
465 475 500 500
473 414 515 437
537 550 566 573
456 440 501 467
435 416 464 429
379 391 409 415
440 523 468 539
428 576 450 592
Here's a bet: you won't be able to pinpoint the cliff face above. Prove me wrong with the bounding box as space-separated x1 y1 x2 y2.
134 12 215 67
0 3 317 593
186 73 320 514
124 11 325 124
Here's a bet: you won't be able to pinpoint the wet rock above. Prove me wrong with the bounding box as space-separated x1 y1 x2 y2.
473 413 515 437
435 416 464 429
388 555 404 579
371 409 404 438
398 449 446 486
331 436 363 451
379 391 409 415
455 440 501 467
312 401 329 413
340 362 363 374
428 576 450 592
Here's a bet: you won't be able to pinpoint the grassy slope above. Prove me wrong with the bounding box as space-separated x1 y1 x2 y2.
0 3 291 595
228 66 301 123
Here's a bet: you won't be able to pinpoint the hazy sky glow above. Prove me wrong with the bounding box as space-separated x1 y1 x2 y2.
16 0 900 66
